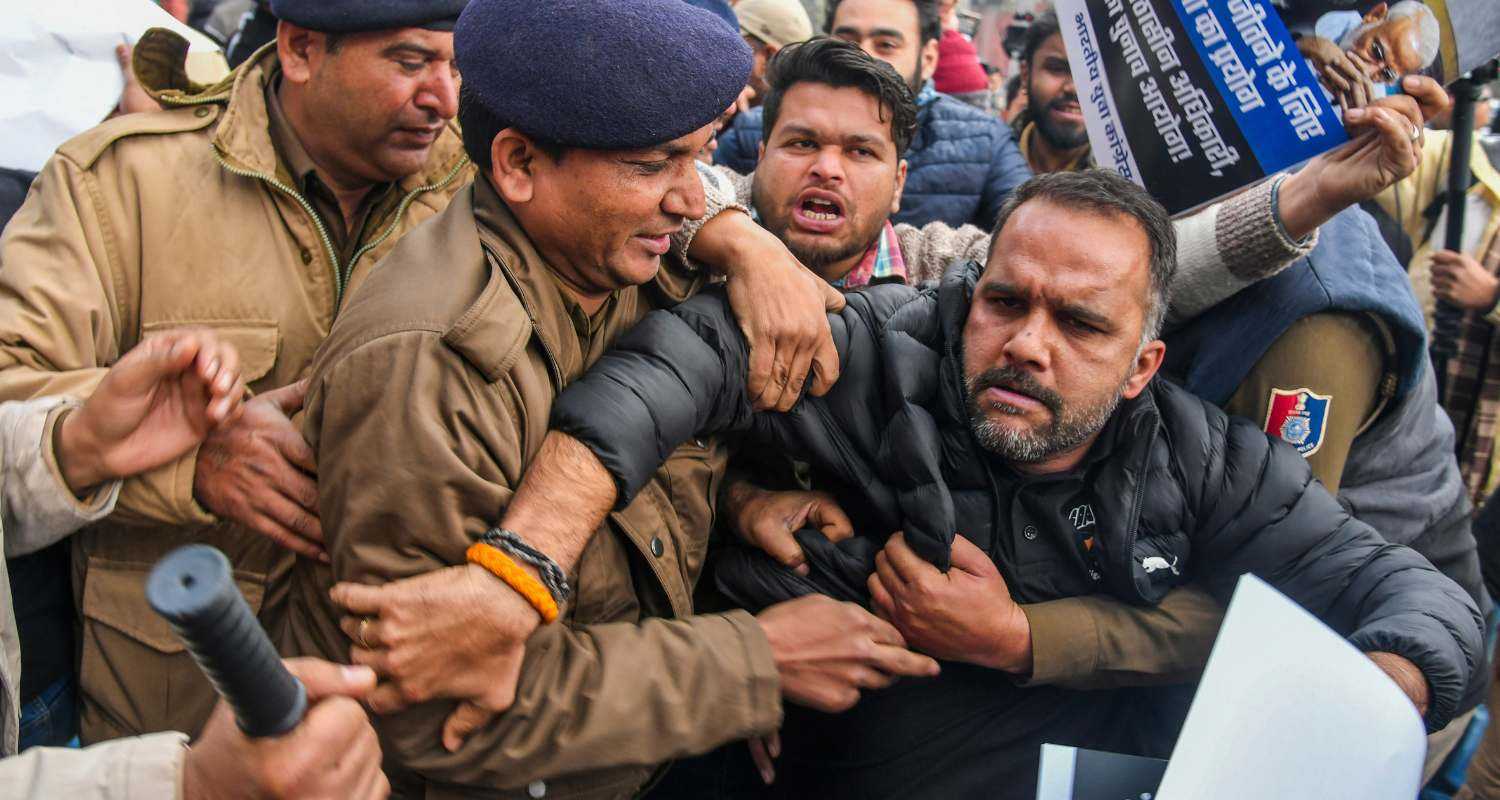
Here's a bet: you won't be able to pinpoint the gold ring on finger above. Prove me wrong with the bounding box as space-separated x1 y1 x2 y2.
357 617 372 649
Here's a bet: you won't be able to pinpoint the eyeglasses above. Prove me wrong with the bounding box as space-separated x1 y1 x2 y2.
1368 40 1400 84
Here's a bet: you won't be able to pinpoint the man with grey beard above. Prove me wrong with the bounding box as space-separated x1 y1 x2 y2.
420 170 1483 799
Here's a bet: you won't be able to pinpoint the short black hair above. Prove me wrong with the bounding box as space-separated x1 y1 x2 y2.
827 0 943 49
760 36 919 158
1004 73 1023 105
458 82 565 172
990 170 1177 341
1020 10 1061 68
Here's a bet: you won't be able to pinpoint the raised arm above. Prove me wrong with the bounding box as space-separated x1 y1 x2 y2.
1168 88 1437 320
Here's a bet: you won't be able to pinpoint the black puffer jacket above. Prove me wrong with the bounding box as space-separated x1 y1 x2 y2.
553 260 1484 793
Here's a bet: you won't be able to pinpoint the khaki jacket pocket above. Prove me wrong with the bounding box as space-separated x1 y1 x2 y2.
78 558 265 740
113 321 280 527
141 319 280 385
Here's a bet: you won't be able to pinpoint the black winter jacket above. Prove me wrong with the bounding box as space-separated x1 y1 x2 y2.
552 261 1484 793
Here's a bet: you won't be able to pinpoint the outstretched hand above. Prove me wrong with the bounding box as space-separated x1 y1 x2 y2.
1276 76 1445 240
58 329 245 495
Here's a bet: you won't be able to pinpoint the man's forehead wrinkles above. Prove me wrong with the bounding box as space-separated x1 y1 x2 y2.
990 253 1133 305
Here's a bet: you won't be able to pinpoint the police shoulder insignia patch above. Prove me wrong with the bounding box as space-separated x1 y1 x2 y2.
1263 387 1332 457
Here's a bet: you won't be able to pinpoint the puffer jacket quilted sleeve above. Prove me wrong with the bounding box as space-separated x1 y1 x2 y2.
551 284 915 517
899 94 1030 229
1153 382 1484 732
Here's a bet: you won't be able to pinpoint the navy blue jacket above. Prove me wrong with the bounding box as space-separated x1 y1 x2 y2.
715 89 1032 229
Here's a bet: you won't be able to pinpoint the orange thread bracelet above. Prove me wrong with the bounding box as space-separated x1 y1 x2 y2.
466 542 560 623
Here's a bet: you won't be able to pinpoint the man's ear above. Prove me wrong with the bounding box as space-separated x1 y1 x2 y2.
891 159 909 215
276 21 320 84
920 37 941 84
757 140 766 161
489 129 541 204
1364 2 1389 23
1121 339 1166 400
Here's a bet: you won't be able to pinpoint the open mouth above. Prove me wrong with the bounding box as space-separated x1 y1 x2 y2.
801 197 841 220
792 190 847 233
1051 99 1083 122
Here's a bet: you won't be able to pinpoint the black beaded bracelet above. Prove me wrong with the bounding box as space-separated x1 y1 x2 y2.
479 528 573 605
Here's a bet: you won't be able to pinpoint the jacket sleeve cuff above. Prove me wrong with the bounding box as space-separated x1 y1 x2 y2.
0 397 122 558
1483 297 1500 328
717 609 785 734
1015 598 1101 688
126 732 191 800
1167 175 1319 323
671 162 752 266
112 442 217 528
1349 618 1469 733
41 403 121 517
552 310 734 508
88 731 190 800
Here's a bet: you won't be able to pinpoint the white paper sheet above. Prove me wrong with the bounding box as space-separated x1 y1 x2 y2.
1 0 224 172
1155 575 1427 800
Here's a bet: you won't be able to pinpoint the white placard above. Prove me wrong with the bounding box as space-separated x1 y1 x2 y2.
1156 575 1426 800
1 0 224 172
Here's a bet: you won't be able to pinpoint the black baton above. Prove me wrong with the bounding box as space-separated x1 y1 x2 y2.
146 544 308 737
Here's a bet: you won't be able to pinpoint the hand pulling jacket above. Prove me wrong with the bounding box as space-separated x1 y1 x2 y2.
551 260 1485 798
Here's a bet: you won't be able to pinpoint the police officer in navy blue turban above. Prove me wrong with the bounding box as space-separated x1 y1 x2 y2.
284 0 883 797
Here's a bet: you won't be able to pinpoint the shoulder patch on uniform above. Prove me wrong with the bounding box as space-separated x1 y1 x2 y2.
1263 388 1332 457
55 105 221 170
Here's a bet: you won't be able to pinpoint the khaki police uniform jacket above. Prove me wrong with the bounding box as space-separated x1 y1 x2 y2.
284 178 782 799
0 32 472 742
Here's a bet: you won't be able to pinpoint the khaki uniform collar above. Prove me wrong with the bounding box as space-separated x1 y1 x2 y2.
468 177 628 385
262 75 322 190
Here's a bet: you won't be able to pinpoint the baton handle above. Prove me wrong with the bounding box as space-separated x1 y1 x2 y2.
146 544 307 738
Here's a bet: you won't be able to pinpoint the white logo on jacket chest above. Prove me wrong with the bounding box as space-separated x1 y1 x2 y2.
1141 556 1179 575
1068 504 1096 529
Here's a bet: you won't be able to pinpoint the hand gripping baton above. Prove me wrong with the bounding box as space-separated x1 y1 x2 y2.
146 544 308 737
